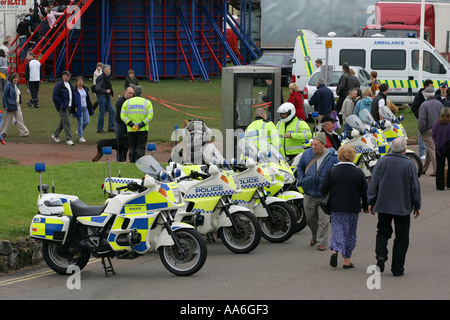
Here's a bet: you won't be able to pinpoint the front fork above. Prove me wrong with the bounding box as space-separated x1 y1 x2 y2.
160 212 183 251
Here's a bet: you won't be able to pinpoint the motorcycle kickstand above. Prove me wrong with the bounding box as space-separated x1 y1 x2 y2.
101 257 116 277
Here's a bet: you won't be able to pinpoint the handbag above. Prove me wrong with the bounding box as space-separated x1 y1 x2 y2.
319 166 334 215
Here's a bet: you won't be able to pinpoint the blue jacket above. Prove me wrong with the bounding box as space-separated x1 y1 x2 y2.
2 82 21 112
53 80 74 111
367 153 421 216
297 147 338 197
309 84 335 115
73 85 94 118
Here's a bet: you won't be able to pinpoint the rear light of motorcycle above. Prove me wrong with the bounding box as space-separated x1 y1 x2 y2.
302 87 308 100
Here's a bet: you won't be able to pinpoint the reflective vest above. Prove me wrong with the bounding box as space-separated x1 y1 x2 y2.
120 96 154 132
245 118 280 151
276 118 312 156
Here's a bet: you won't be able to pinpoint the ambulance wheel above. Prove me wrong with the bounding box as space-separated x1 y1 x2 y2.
42 241 91 275
405 152 423 178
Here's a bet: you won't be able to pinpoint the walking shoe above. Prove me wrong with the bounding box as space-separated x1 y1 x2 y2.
79 137 86 143
97 130 106 133
51 134 60 143
108 128 115 133
66 140 74 146
376 257 385 273
330 252 338 268
0 139 5 145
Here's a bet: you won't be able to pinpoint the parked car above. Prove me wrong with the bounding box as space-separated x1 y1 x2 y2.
302 66 371 118
251 51 294 86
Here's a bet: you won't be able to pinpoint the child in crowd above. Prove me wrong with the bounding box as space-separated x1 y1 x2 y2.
124 69 138 89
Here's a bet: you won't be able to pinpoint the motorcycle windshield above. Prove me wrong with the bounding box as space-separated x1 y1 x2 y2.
359 109 375 127
380 105 396 122
236 137 259 163
346 114 367 132
136 155 167 178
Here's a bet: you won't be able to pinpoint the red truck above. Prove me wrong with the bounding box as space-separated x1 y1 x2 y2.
363 2 450 59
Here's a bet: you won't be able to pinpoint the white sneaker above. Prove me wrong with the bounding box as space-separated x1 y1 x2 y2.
420 155 426 160
66 140 74 146
79 137 86 143
51 134 60 143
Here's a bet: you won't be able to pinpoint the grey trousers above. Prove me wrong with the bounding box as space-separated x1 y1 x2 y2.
421 129 436 174
304 194 330 247
53 107 73 142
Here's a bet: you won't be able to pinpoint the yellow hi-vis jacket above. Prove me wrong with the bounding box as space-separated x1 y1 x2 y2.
120 96 154 132
245 118 280 151
276 118 312 157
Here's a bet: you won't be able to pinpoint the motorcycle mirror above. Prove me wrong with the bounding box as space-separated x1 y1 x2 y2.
209 165 219 175
158 171 167 181
246 158 256 168
143 175 156 188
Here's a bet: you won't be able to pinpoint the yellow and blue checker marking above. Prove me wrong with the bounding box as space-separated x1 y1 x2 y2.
184 189 237 199
379 80 448 88
30 216 66 240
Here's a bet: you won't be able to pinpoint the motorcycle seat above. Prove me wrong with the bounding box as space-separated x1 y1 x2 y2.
70 200 107 217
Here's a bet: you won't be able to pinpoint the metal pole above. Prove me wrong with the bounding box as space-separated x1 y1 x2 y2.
418 0 425 86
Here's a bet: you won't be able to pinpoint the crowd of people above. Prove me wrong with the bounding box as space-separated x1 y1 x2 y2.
0 53 151 163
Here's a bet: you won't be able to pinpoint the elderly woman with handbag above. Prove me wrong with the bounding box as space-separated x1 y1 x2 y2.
319 144 368 269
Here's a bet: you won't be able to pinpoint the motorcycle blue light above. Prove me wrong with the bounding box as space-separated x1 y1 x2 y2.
158 171 167 181
372 127 378 133
311 111 319 118
35 162 45 172
102 146 113 155
147 143 156 151
399 115 404 122
174 168 181 178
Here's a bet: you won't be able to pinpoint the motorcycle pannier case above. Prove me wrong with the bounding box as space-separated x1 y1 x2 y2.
30 214 71 243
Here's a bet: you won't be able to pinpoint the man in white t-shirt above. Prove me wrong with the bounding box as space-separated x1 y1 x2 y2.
25 51 42 108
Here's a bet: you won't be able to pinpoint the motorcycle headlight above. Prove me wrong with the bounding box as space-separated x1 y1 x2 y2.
172 188 183 204
280 170 295 184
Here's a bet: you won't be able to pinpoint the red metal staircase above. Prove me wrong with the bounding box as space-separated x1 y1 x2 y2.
11 0 94 83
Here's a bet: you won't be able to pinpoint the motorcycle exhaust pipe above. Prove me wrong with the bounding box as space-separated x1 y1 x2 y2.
116 230 142 246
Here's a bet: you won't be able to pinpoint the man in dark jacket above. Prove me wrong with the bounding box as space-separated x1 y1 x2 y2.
95 64 115 133
371 83 389 122
336 63 360 112
309 78 335 121
368 137 421 277
411 79 433 160
51 70 74 145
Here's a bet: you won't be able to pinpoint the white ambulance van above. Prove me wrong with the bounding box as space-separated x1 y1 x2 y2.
292 29 450 105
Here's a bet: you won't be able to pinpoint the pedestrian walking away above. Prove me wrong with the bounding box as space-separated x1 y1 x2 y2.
319 144 368 269
412 79 434 160
432 107 450 190
0 73 30 138
297 132 338 251
120 85 154 163
367 137 421 277
25 51 42 108
308 77 336 122
336 62 360 113
52 70 75 146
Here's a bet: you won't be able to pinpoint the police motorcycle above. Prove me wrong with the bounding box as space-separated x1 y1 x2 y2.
341 114 380 177
166 147 262 254
378 105 423 176
30 158 207 277
245 139 307 234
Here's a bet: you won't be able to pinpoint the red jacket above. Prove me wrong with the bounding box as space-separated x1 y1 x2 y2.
288 91 305 120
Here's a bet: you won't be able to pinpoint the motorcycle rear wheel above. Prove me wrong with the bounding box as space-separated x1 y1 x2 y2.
405 152 423 177
219 211 261 254
42 241 91 275
291 199 307 233
159 228 207 276
259 202 296 242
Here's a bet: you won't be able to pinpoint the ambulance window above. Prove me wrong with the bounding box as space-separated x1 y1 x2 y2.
371 50 406 70
339 50 365 68
412 50 444 74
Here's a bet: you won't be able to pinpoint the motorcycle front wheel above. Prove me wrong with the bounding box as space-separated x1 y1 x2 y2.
159 228 207 276
42 241 91 275
259 202 296 242
219 211 261 254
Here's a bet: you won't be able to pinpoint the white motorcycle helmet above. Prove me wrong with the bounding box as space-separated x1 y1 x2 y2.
277 102 296 123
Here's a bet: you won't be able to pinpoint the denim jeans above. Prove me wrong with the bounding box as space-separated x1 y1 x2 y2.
77 106 90 138
96 94 115 131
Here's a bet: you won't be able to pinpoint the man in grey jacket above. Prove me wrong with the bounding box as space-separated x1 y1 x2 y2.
418 86 443 176
367 137 421 277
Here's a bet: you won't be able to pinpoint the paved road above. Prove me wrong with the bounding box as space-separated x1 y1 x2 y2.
1 172 448 305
